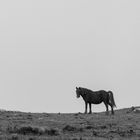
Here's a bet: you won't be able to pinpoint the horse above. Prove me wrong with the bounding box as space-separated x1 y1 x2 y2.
76 87 116 115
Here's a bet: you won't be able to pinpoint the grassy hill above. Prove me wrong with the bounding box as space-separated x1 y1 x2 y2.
0 107 139 140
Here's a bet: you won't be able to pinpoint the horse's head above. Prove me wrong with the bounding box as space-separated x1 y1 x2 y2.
76 87 81 98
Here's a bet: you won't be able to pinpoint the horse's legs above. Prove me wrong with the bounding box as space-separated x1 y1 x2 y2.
104 102 109 115
84 102 88 114
108 102 114 115
89 103 92 114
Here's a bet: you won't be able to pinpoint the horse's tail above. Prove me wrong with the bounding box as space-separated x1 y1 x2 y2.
108 91 116 108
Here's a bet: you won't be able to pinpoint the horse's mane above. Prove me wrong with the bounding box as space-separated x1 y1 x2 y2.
79 87 93 93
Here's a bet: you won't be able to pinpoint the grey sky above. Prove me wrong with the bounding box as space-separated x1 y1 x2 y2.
0 1 140 113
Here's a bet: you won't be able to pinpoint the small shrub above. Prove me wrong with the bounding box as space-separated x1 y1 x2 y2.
7 125 59 136
92 130 98 136
99 125 107 129
63 125 76 132
85 125 94 129
63 125 83 132
16 126 38 135
45 128 59 136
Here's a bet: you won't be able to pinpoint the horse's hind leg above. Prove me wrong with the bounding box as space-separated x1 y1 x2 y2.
104 102 109 115
108 102 114 115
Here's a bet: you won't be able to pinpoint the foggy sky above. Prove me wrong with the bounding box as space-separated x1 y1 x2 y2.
0 0 140 113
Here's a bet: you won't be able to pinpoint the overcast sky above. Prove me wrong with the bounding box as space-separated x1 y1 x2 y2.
0 0 140 113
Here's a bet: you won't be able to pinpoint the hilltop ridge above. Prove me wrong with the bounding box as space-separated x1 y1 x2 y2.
0 106 139 140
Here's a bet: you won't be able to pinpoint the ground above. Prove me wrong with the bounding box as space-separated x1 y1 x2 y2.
0 107 139 140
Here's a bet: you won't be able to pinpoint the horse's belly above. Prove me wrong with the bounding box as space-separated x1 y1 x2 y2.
91 100 102 104
88 96 103 104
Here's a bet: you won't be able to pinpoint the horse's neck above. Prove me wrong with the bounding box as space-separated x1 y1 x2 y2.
80 91 86 100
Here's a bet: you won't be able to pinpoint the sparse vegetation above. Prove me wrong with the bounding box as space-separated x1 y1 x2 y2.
7 124 59 136
0 107 139 139
63 125 83 132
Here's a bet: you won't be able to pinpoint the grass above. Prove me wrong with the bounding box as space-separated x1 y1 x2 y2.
0 107 139 139
7 124 59 136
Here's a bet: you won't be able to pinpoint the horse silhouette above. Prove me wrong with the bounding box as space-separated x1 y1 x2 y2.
76 87 116 115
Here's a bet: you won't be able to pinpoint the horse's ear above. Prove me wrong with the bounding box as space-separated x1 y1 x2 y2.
76 87 78 90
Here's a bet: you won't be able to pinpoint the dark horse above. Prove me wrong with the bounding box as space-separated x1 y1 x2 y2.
76 87 116 115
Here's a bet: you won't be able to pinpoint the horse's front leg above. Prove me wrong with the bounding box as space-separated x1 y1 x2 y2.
84 102 88 114
89 103 92 114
